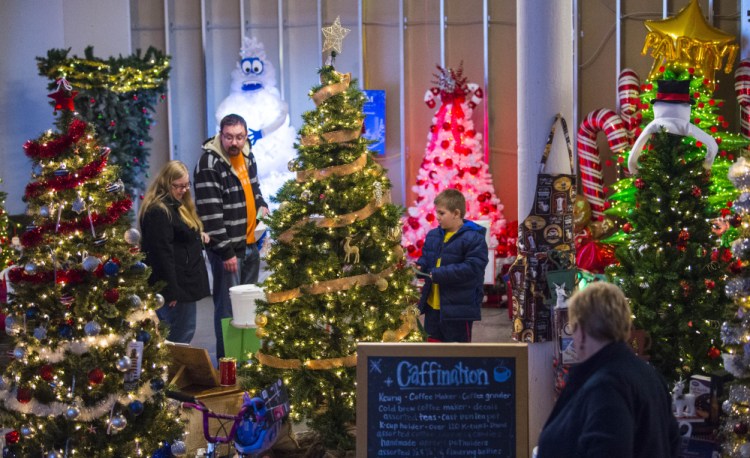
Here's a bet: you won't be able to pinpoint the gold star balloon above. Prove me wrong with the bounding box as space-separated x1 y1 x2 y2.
641 0 737 87
322 16 351 55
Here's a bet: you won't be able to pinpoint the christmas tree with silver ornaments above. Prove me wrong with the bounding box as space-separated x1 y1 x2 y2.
0 79 183 457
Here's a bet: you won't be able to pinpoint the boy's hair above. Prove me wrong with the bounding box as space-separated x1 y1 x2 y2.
434 188 466 218
220 113 248 133
567 282 632 342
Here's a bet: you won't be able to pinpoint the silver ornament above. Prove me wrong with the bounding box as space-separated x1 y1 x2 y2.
129 294 142 308
106 179 124 193
110 414 127 432
723 399 733 414
741 442 750 458
124 228 141 245
729 157 750 192
65 404 81 420
5 316 20 336
82 255 102 272
736 192 750 215
732 237 750 259
94 233 108 246
171 440 187 456
72 195 86 214
116 356 132 372
287 159 298 172
39 205 50 218
154 294 165 307
301 189 312 200
84 321 101 336
24 262 37 275
33 326 47 340
13 347 26 360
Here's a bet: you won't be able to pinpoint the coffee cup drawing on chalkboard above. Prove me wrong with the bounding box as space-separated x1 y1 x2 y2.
493 365 512 383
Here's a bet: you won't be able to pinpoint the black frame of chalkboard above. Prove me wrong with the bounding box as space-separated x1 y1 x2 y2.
356 343 530 458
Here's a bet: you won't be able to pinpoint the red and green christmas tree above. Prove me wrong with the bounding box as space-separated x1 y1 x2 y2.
401 65 508 260
0 79 183 457
239 27 420 452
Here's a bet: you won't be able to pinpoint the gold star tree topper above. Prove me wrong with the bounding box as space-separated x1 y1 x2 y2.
322 16 351 55
641 0 737 87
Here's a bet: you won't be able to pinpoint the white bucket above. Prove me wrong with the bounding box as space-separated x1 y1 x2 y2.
229 284 265 326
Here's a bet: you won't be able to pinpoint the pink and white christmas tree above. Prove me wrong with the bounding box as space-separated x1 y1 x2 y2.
402 65 507 259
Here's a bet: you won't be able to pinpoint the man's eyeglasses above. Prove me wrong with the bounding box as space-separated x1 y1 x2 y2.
221 133 247 143
171 182 191 191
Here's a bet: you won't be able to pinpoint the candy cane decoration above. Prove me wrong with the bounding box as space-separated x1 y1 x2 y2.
577 109 629 220
618 68 641 135
735 60 750 140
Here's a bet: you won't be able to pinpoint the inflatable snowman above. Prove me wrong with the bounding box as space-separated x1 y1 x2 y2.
216 37 296 208
628 79 717 174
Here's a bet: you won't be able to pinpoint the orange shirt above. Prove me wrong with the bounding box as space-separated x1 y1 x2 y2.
228 154 257 244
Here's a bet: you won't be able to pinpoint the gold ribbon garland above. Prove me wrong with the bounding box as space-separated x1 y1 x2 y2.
311 73 352 106
278 194 390 244
265 252 401 304
300 121 363 147
255 305 418 370
296 153 368 183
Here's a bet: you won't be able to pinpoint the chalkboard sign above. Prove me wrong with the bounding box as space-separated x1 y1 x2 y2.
357 343 530 458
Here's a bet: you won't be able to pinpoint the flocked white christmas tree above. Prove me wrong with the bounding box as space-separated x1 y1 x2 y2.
215 36 296 207
402 65 507 259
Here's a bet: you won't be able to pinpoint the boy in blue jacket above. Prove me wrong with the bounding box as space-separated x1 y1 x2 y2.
416 189 489 342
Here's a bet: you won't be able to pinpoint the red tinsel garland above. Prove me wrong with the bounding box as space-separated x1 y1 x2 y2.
23 119 88 160
25 155 108 199
7 266 88 286
20 198 132 249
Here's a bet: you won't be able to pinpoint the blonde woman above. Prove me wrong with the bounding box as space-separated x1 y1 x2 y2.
139 160 210 343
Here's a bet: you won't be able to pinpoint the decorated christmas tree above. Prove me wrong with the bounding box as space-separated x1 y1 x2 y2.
719 156 750 457
401 65 507 260
608 128 731 381
37 46 170 199
239 18 420 452
0 79 183 457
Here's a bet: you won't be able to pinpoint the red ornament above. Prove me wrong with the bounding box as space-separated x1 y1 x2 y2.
40 364 54 382
707 346 721 359
442 122 451 130
430 125 437 133
469 166 479 175
416 239 424 249
457 126 465 133
634 178 645 189
734 422 748 435
465 130 476 138
444 158 453 167
48 80 78 112
433 157 441 165
704 279 715 290
622 223 633 233
721 248 734 263
478 194 486 203
16 387 32 404
426 213 435 222
407 245 416 254
4 430 19 445
88 368 105 385
691 186 702 197
440 140 450 149
104 288 120 303
408 217 420 230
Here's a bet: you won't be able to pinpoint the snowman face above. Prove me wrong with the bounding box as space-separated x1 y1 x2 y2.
652 101 691 121
240 57 265 92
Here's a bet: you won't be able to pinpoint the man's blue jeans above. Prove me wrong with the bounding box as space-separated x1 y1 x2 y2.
208 244 260 359
156 301 197 344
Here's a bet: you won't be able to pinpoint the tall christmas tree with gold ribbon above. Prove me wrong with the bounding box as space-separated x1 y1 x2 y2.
239 18 420 451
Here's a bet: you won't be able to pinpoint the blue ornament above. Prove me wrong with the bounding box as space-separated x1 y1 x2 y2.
136 330 151 343
130 261 146 273
25 307 38 319
103 261 120 276
58 325 73 339
129 400 144 416
150 378 165 391
150 442 171 458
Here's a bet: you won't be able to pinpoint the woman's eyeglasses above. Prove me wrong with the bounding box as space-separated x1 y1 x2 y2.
171 182 191 191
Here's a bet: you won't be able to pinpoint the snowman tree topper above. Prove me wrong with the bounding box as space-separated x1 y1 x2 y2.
627 79 718 174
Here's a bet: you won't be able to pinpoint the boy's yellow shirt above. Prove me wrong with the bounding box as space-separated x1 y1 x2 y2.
427 231 455 310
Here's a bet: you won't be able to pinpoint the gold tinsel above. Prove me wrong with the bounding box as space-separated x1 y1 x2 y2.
300 122 363 147
311 73 351 106
296 153 368 182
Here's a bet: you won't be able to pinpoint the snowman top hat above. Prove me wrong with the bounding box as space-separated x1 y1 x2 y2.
653 79 694 105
